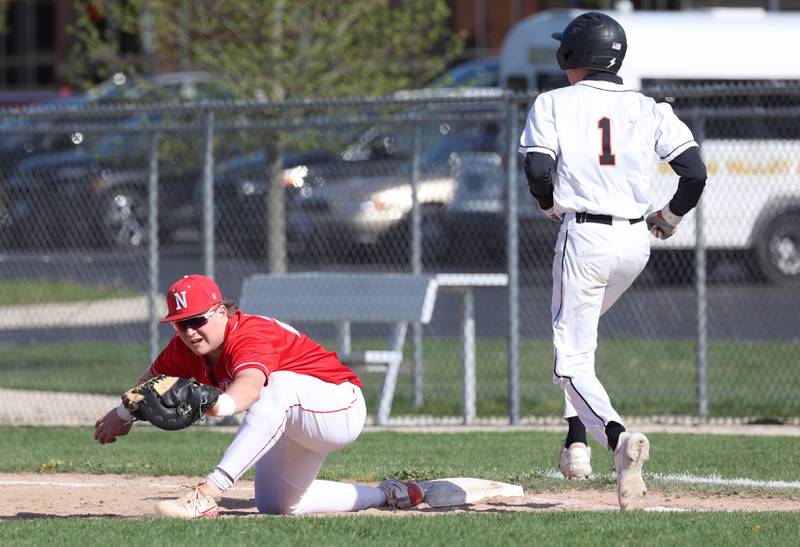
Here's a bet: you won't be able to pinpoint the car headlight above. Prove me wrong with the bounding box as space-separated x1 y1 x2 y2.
282 165 308 188
363 187 410 213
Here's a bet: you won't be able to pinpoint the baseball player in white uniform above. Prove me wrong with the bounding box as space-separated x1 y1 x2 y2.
95 274 423 518
519 12 707 510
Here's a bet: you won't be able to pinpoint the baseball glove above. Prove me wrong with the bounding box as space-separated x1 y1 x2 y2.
122 375 220 431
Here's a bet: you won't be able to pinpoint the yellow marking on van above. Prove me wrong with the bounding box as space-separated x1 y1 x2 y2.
725 160 792 176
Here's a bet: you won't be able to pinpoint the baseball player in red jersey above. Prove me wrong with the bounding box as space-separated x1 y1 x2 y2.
94 274 423 518
519 13 707 510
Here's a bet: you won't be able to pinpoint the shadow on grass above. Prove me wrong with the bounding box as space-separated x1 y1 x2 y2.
1 513 127 520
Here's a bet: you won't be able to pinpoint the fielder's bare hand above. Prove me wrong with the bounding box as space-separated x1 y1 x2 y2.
94 408 133 444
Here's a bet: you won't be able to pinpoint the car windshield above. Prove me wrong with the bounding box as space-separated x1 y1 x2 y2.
341 121 498 165
420 130 498 169
126 77 238 102
428 58 500 88
84 73 139 102
83 72 239 104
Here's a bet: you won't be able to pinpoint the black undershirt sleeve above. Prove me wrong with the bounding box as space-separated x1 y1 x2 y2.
523 152 555 210
523 148 706 216
667 147 707 216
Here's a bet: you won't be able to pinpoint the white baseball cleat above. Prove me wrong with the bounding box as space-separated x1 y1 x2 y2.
559 442 592 479
379 478 425 509
613 432 650 511
155 486 219 519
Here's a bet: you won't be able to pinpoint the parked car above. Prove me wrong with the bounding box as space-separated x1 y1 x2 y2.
428 57 501 89
2 148 202 249
0 71 239 176
300 128 499 250
0 72 147 178
443 151 556 265
208 122 501 263
213 148 340 260
0 72 243 250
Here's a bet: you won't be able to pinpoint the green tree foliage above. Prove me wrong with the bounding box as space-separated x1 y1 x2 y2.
69 0 463 99
67 1 146 88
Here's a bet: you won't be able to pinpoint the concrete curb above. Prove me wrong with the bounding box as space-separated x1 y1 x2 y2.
2 387 800 435
0 296 166 330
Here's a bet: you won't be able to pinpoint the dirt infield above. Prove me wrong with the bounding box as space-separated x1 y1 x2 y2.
2 473 798 519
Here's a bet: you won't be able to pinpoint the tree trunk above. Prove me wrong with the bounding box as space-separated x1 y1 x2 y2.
266 140 287 273
266 0 287 273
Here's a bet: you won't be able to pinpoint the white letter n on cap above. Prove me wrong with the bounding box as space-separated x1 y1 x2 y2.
174 291 188 310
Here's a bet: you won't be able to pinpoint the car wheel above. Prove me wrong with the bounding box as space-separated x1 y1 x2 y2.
755 213 800 286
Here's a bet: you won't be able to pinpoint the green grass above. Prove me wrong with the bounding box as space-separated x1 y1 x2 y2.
3 428 799 491
1 513 797 547
2 337 799 417
0 279 139 305
0 342 150 394
2 428 800 546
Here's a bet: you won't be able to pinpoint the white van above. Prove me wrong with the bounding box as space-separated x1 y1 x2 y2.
499 8 800 285
500 8 800 92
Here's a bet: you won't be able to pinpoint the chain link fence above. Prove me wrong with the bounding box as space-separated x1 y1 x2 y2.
1 83 799 426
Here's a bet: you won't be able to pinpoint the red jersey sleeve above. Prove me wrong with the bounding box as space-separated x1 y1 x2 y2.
223 328 275 383
222 313 361 387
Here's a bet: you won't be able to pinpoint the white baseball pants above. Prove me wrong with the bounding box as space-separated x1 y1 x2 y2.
214 371 385 515
552 213 650 449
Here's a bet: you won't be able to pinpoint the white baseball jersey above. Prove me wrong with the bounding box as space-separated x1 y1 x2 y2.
519 79 697 219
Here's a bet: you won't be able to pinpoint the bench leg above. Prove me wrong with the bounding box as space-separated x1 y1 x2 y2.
377 357 402 426
376 322 408 425
412 322 424 408
337 322 351 354
462 288 476 425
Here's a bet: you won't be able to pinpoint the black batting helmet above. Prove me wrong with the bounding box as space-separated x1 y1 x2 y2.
552 12 627 74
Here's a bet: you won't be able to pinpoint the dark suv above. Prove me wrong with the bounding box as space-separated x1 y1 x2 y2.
0 72 242 250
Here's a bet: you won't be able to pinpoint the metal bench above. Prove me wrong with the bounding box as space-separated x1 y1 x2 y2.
239 272 439 425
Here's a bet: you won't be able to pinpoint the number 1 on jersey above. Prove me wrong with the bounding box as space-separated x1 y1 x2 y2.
597 117 616 166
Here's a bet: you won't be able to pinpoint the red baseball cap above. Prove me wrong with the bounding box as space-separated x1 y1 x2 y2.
161 274 223 323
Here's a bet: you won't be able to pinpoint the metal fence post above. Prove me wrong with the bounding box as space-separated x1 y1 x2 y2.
693 110 709 417
410 120 425 408
410 120 422 273
506 95 521 425
202 108 215 278
147 132 160 364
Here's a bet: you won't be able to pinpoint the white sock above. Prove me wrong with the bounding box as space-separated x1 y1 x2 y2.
206 467 235 492
288 481 387 514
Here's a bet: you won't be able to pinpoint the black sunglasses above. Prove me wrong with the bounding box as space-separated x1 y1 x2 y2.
172 305 219 332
